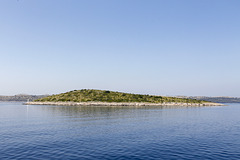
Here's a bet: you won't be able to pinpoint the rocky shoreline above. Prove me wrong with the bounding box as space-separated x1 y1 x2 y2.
24 101 225 107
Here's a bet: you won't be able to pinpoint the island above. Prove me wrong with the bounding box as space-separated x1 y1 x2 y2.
25 89 224 106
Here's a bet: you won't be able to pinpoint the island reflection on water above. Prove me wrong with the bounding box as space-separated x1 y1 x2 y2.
35 105 204 120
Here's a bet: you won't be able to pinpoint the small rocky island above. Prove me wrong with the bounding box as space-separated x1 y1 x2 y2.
25 89 224 106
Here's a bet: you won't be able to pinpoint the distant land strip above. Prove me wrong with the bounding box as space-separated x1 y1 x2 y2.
0 95 48 102
187 96 240 103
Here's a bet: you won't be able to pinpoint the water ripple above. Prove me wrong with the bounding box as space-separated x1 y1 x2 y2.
1 103 240 159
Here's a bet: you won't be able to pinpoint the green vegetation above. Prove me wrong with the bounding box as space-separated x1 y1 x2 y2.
35 89 207 104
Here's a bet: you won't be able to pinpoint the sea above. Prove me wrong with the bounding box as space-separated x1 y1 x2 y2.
1 102 240 160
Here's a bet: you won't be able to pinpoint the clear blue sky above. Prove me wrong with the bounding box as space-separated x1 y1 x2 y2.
0 0 240 96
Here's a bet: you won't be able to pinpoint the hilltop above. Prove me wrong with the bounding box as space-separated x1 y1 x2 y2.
34 89 206 104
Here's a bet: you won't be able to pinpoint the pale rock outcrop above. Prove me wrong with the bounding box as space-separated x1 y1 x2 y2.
24 101 224 107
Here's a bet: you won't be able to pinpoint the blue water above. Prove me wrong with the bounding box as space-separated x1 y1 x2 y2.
1 102 240 160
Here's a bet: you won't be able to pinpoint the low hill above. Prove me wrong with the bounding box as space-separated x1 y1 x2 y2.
35 89 206 104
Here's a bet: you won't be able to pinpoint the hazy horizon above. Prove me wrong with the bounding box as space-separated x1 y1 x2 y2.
1 89 240 98
1 0 240 97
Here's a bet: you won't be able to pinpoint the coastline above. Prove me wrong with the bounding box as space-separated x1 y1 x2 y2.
24 101 225 107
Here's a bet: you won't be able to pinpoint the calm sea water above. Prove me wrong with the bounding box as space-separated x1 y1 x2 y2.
1 102 240 160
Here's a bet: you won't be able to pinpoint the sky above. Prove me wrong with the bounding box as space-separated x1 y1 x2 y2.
0 0 240 97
